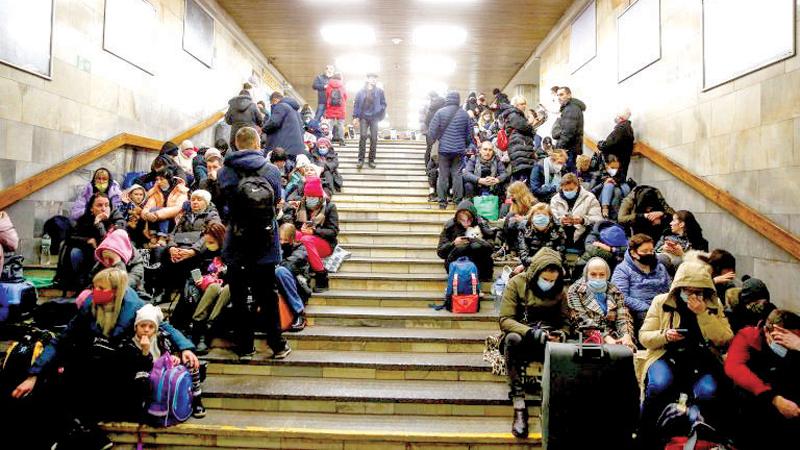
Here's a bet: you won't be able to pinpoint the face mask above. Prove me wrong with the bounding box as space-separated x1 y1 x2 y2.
562 189 577 200
551 163 563 173
95 182 109 192
92 288 115 305
587 279 607 292
637 253 657 267
318 147 329 156
532 214 550 228
206 242 219 252
537 277 555 292
769 341 789 358
306 198 321 209
182 149 194 158
607 168 618 177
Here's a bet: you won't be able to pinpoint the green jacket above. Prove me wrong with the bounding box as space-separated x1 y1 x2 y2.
499 247 569 336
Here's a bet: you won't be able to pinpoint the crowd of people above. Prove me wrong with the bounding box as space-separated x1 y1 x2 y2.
425 86 798 448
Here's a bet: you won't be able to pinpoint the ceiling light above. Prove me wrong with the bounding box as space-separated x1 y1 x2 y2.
346 80 363 93
335 54 380 74
320 24 376 45
410 55 456 76
391 37 403 45
412 25 467 49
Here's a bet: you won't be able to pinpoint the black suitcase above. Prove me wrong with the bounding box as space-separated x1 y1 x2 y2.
541 342 639 449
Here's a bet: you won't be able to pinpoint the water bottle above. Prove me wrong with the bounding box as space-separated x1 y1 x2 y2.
40 234 51 266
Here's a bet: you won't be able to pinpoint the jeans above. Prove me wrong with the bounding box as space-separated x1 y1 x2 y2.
226 262 285 353
295 231 333 272
504 331 548 399
69 247 89 280
599 182 631 206
645 358 718 402
329 118 345 143
425 134 434 166
275 266 304 315
437 153 464 206
314 103 326 122
358 118 379 163
192 283 231 324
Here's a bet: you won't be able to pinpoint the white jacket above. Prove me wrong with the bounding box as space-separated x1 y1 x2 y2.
550 187 603 242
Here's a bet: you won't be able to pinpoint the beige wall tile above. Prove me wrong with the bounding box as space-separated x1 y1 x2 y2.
0 78 23 121
59 98 82 134
760 119 796 170
2 120 34 161
710 94 735 137
761 70 800 125
753 258 800 312
48 59 91 104
22 87 60 130
731 84 761 132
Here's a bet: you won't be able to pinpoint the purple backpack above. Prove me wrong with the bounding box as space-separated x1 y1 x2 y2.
147 352 193 426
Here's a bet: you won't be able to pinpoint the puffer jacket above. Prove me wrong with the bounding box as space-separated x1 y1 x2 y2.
295 200 340 249
618 185 675 240
611 250 672 319
549 187 603 243
280 241 310 278
0 211 19 276
225 94 263 145
143 179 189 223
579 220 628 271
174 201 221 251
436 200 496 260
264 97 306 155
517 218 567 267
504 108 543 176
552 98 586 152
499 247 569 336
324 78 348 120
70 176 123 220
462 154 508 190
70 209 126 248
428 92 473 156
638 261 733 386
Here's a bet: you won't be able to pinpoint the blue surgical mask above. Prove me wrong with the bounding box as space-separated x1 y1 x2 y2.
769 341 789 358
562 189 578 200
318 147 329 156
532 214 550 228
537 277 555 292
306 198 321 209
587 279 607 292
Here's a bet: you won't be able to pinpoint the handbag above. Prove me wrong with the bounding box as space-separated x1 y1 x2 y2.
473 195 499 221
451 271 479 314
172 231 202 247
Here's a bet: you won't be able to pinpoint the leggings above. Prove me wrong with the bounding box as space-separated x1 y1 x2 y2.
295 231 332 272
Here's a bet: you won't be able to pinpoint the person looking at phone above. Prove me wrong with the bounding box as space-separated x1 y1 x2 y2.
654 210 708 275
436 200 497 282
549 173 603 251
637 260 733 448
288 176 338 293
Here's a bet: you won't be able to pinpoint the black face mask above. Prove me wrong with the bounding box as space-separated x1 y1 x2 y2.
281 244 294 257
637 253 657 268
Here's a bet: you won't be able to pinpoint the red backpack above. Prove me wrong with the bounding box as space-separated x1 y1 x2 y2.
497 128 510 150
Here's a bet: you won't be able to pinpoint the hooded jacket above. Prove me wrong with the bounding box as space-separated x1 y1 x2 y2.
428 92 473 156
324 78 348 120
618 185 675 240
611 250 672 318
424 95 446 129
549 186 603 243
218 150 282 265
499 247 569 336
353 85 387 121
436 200 496 260
638 261 733 386
567 263 634 339
504 108 543 176
264 97 306 155
580 220 628 270
225 94 263 138
91 230 145 292
552 97 586 152
70 169 123 220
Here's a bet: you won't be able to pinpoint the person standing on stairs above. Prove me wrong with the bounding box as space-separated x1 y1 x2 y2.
218 127 291 360
352 73 387 169
324 73 348 147
312 65 334 122
428 91 474 210
264 91 306 158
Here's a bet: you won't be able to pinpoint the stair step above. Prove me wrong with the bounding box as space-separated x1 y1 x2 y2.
309 289 494 309
285 325 489 353
341 243 440 259
306 305 497 329
339 187 429 196
338 231 440 245
339 219 444 233
104 410 542 449
337 208 454 221
338 168 427 176
339 256 516 276
342 180 429 189
332 194 429 202
338 173 428 182
329 271 492 293
335 199 450 208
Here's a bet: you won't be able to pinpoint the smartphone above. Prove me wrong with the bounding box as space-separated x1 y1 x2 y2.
674 328 689 335
190 269 202 283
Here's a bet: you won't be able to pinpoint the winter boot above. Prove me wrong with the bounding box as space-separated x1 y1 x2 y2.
313 270 329 293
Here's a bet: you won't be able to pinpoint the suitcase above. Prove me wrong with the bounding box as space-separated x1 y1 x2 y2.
541 342 639 450
0 281 37 323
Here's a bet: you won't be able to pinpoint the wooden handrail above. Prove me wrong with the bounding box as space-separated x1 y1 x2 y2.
0 111 225 211
584 137 800 261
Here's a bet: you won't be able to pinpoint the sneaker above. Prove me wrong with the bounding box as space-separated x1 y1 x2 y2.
192 397 207 419
356 162 364 169
368 161 376 169
272 345 292 359
288 314 307 332
427 193 439 203
235 346 256 361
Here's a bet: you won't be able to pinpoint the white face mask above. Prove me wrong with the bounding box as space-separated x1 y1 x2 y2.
607 168 618 177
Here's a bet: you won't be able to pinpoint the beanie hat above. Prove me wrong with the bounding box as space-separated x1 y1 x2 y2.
180 140 195 151
191 189 212 205
204 148 222 161
296 154 312 169
317 138 331 149
599 224 628 248
135 303 164 327
161 141 179 157
303 176 324 198
740 275 770 305
94 229 134 265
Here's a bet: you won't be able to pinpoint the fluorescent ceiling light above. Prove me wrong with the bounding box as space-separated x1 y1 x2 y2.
346 80 363 93
412 25 467 49
320 24 376 45
335 54 380 74
410 55 456 76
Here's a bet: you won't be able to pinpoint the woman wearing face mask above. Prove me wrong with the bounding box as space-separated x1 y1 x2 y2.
311 138 343 195
611 233 672 336
618 184 675 242
589 155 632 220
291 177 338 293
437 200 497 282
529 149 568 203
141 167 189 234
724 309 800 449
12 268 197 449
637 260 733 449
189 223 228 354
499 247 569 438
549 173 603 250
70 168 122 220
654 210 709 275
515 203 566 274
566 257 635 350
496 182 536 260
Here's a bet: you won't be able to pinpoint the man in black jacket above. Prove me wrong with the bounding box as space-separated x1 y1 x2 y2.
597 109 634 178
312 65 334 121
552 86 586 172
424 91 446 166
225 90 263 151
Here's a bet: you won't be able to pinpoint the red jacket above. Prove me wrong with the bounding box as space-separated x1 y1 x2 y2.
724 326 776 397
324 79 347 120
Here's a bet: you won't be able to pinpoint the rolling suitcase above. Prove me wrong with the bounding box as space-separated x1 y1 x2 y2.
541 341 639 450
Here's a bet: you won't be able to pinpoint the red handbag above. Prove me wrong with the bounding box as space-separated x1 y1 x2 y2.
451 272 479 314
497 128 509 150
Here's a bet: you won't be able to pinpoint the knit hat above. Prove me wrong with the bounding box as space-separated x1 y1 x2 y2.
204 148 222 161
160 141 179 156
121 184 146 204
317 138 331 149
296 154 312 169
740 275 770 304
94 229 134 265
135 303 164 327
303 176 324 197
180 140 194 152
599 224 628 248
191 189 212 205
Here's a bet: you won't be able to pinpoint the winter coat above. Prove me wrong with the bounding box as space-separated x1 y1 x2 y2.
579 220 628 271
724 326 800 401
70 179 123 220
0 211 19 276
174 151 195 177
505 108 542 176
567 277 634 339
424 96 446 129
263 97 305 155
324 79 348 120
69 209 126 249
192 154 208 188
597 120 634 176
225 94 263 144
312 73 330 105
462 154 508 193
529 159 567 203
143 179 189 223
295 201 340 248
353 86 387 121
428 92 473 156
552 98 586 153
517 219 567 267
134 154 188 187
618 185 675 241
499 247 569 337
638 261 733 386
611 250 672 319
549 187 603 243
90 231 145 293
436 200 496 260
280 242 310 278
173 201 221 252
218 150 282 265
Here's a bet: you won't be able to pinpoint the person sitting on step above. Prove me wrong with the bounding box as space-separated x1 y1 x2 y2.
69 167 123 221
654 210 709 276
189 223 228 355
529 149 568 204
618 184 675 242
515 203 567 274
277 223 312 332
310 138 343 195
495 181 537 260
588 155 632 220
436 200 497 282
549 173 603 253
140 167 189 236
572 219 628 280
463 140 508 199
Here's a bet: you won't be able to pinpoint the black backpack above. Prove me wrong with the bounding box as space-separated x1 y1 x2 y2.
232 171 275 235
330 88 343 107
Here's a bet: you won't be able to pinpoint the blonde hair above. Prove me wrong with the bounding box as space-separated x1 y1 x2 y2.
91 268 128 336
279 223 296 243
527 202 552 220
510 95 528 107
551 148 568 159
576 154 591 172
507 181 536 216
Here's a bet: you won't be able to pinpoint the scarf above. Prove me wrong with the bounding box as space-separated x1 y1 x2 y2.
594 292 608 315
296 199 327 226
543 158 562 188
91 292 124 337
473 157 498 179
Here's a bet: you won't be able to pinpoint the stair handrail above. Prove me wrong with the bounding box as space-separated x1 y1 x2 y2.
0 111 225 211
584 137 800 261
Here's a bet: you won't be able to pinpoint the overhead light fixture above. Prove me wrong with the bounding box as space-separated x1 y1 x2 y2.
410 55 456 76
335 54 380 74
320 24 376 45
412 25 467 49
346 79 364 93
391 37 403 45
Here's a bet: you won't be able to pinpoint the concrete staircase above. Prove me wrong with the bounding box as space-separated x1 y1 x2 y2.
100 140 541 448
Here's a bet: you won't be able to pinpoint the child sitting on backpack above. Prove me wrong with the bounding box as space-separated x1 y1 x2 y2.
131 304 206 419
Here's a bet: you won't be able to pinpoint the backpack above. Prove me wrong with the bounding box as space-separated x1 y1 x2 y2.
232 171 275 235
330 88 343 107
0 254 24 283
43 215 72 255
497 128 510 151
0 281 38 323
444 257 480 313
147 352 193 427
0 328 53 396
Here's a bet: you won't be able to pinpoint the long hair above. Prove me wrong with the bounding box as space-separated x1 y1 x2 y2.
507 182 536 216
675 210 707 250
91 267 128 336
85 192 111 217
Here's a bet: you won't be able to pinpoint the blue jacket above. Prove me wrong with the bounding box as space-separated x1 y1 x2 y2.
264 97 305 156
312 74 330 105
30 288 193 375
428 92 473 156
610 250 672 318
353 86 387 120
218 150 283 265
529 160 566 203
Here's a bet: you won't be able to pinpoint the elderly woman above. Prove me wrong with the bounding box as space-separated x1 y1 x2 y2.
637 260 733 449
12 268 198 449
567 257 635 350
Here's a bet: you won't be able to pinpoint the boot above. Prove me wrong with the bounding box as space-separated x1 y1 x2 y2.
192 396 207 418
289 312 307 332
313 270 329 293
191 321 209 355
511 406 529 438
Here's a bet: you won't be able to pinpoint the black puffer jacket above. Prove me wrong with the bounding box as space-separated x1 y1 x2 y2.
598 119 634 176
293 201 340 248
224 95 263 147
436 200 496 260
552 98 586 152
505 108 543 176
